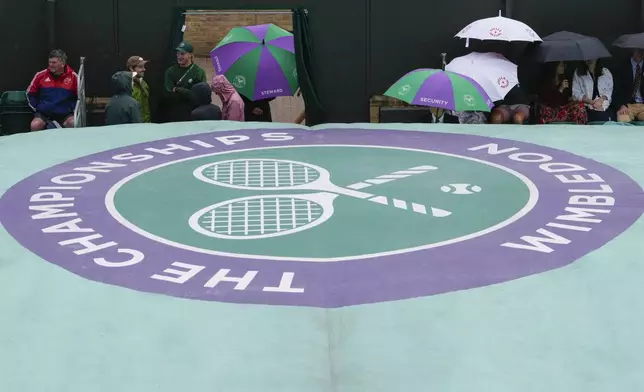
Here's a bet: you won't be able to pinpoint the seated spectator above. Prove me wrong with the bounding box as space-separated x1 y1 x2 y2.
162 41 207 122
242 96 274 122
451 111 488 124
190 82 222 121
105 71 143 125
211 75 245 121
489 84 530 124
26 49 78 130
614 49 644 122
126 56 151 123
538 61 587 124
572 58 614 122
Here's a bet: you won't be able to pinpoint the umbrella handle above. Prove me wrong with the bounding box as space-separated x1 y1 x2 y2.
437 52 447 121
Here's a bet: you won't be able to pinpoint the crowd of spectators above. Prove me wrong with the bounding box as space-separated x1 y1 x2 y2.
25 41 306 130
24 42 644 129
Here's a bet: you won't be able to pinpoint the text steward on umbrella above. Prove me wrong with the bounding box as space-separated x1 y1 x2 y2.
214 56 223 73
261 89 284 96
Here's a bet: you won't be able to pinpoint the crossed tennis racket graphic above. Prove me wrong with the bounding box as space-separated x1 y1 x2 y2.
189 158 452 240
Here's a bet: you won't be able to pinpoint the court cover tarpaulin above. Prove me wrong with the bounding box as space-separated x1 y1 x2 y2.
0 122 643 391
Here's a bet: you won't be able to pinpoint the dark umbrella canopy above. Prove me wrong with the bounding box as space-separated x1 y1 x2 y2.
535 31 611 62
613 33 644 49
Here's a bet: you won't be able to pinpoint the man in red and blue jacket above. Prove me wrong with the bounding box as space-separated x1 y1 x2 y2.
26 49 78 130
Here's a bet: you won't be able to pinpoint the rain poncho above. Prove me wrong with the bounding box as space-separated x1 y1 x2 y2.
211 75 244 121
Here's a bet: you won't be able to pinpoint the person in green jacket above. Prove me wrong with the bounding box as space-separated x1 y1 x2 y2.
126 56 151 122
163 41 207 122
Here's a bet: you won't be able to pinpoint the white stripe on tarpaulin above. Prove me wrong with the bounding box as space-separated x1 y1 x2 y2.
365 195 450 217
347 165 437 190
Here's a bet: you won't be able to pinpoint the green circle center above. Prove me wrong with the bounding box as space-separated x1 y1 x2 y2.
112 146 532 260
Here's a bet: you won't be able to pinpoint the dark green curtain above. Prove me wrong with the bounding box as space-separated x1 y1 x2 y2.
292 8 325 126
155 7 186 122
168 8 186 66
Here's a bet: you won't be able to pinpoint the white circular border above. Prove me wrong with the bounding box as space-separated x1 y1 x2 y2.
105 145 540 262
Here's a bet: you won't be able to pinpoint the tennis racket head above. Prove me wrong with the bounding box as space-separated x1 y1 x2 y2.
189 192 337 240
193 158 331 191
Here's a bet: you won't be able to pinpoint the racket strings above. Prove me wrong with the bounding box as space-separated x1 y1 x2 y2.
203 160 320 188
197 197 324 237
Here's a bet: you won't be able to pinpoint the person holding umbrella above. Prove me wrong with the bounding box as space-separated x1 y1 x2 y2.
211 75 245 121
531 31 613 123
571 58 614 122
537 61 587 124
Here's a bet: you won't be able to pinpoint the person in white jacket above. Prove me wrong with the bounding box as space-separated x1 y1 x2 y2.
572 58 614 122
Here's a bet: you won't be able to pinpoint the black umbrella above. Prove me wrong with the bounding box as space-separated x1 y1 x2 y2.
534 31 611 62
613 33 644 49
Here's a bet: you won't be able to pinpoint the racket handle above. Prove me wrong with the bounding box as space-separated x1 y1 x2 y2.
368 196 451 218
346 165 437 191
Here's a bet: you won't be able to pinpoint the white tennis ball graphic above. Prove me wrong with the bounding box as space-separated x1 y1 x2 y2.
441 183 482 195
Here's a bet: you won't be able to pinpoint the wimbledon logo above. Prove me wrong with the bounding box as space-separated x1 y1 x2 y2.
189 159 443 240
398 84 411 96
0 129 641 308
232 75 246 89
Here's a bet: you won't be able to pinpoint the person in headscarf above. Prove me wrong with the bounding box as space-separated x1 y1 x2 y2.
211 75 244 121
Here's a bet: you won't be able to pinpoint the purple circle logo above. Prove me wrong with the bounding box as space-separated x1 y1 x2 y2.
1 129 642 307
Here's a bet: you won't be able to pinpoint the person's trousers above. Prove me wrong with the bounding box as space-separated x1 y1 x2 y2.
587 108 615 123
617 103 644 122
